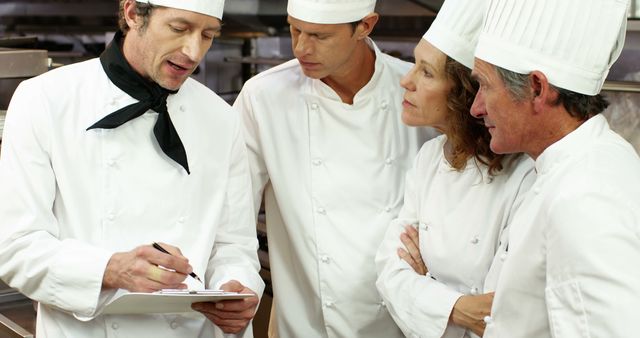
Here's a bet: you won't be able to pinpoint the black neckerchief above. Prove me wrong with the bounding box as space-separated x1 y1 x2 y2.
87 30 190 174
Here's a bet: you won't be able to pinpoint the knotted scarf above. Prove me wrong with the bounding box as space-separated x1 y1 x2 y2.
87 30 190 174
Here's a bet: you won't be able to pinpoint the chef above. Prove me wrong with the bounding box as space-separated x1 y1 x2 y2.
0 0 263 337
470 0 640 337
233 0 432 336
374 0 535 337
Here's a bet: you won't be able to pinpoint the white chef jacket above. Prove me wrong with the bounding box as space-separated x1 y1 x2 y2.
483 114 640 338
375 135 535 338
234 39 434 338
0 58 264 338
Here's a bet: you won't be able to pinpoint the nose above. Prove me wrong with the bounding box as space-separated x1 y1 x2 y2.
182 35 206 63
400 68 415 91
293 33 312 57
470 89 486 118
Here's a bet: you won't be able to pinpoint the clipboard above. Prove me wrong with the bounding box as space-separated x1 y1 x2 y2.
102 290 253 314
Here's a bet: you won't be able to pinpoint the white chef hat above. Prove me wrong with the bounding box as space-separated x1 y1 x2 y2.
422 0 488 69
475 0 628 95
136 0 224 20
287 0 376 24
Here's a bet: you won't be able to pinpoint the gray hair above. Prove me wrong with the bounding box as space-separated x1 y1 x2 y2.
494 66 610 120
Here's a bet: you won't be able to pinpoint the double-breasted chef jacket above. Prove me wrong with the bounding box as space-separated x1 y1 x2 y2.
484 115 640 338
235 39 434 337
376 135 535 338
0 58 264 338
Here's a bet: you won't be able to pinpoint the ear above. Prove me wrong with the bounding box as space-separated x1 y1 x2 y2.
529 70 558 113
123 0 141 30
356 13 379 40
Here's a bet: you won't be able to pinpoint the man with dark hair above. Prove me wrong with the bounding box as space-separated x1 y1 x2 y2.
234 0 432 336
0 0 263 337
470 0 640 337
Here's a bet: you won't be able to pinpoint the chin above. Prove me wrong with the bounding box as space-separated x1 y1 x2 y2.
489 139 516 155
299 68 326 80
401 114 427 127
158 78 186 91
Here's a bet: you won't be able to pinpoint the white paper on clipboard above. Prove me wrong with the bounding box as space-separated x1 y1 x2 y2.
102 289 253 314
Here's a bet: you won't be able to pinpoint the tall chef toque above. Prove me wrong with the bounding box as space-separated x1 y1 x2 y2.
287 0 376 24
475 0 628 95
136 0 225 19
422 0 488 69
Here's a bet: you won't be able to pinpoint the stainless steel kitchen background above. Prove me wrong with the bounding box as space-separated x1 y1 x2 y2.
1 1 640 337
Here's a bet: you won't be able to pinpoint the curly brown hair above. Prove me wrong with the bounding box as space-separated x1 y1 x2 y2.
443 56 508 176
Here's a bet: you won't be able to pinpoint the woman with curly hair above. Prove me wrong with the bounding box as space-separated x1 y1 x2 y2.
375 0 535 337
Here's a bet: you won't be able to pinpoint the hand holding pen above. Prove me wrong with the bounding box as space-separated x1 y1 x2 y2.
152 242 203 283
102 242 199 293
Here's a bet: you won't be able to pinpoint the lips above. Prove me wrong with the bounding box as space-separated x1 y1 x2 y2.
402 99 416 108
299 60 320 69
168 60 190 70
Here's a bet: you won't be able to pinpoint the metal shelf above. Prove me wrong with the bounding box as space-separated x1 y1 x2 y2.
602 80 640 93
0 49 48 79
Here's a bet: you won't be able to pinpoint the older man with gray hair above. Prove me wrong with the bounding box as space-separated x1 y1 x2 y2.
470 0 640 337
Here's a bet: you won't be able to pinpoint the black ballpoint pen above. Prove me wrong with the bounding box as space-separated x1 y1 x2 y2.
152 242 203 283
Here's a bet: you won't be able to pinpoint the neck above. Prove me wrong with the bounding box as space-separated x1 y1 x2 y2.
321 40 376 105
527 107 586 159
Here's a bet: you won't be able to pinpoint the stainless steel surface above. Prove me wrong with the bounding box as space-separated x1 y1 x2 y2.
0 49 48 78
0 288 27 305
603 80 640 93
0 313 33 338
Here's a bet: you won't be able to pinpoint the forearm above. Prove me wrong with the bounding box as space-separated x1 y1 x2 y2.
375 220 462 338
0 232 112 316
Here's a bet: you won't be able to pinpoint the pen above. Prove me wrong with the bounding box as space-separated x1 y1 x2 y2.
152 242 203 284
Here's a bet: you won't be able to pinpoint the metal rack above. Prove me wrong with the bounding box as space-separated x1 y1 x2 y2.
602 80 640 93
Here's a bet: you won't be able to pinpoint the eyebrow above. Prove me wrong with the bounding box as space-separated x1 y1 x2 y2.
419 59 438 74
287 20 332 36
170 18 222 33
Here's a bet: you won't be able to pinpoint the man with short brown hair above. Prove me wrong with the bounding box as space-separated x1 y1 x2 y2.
0 1 263 337
234 0 431 336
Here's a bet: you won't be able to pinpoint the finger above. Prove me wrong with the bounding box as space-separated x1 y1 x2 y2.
397 248 419 271
219 280 247 293
218 326 245 334
137 245 193 276
197 310 248 333
146 265 188 286
130 275 186 293
212 296 259 312
404 225 420 245
155 242 187 259
201 309 253 325
400 233 421 260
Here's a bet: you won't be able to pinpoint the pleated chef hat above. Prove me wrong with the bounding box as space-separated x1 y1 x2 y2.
287 0 376 24
475 0 628 95
423 0 488 69
136 0 225 20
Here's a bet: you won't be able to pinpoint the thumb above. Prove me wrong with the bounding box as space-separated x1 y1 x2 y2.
220 280 243 292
